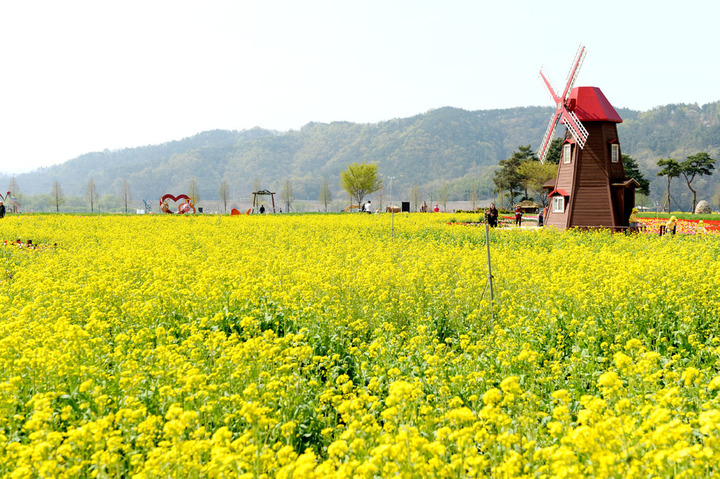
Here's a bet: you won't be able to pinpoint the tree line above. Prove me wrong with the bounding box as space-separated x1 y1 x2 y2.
4 102 719 212
491 141 715 213
7 148 716 215
5 174 329 214
657 153 716 213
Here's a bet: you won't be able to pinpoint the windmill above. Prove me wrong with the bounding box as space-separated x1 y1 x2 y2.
538 45 638 230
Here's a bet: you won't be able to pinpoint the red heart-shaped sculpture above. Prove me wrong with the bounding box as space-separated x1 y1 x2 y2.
160 194 196 214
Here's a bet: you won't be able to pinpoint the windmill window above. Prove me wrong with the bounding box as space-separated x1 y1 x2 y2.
611 143 619 163
563 143 572 164
552 195 564 213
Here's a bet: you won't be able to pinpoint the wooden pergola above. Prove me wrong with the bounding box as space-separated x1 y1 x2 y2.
251 189 276 213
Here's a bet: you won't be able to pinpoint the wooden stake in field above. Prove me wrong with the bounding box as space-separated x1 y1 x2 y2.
484 222 495 322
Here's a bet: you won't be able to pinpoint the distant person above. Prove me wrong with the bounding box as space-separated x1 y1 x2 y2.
538 207 544 227
259 205 265 214
666 216 677 235
514 206 523 227
628 207 639 233
364 200 372 213
0 201 4 219
433 204 440 213
420 201 428 213
485 203 498 228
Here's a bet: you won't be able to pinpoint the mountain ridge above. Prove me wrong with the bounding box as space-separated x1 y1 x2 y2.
3 101 719 211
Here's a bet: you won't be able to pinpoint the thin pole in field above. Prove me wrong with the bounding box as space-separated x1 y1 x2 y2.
484 222 495 322
384 174 401 239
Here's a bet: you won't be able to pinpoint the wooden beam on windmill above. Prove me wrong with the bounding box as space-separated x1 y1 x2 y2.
537 45 588 163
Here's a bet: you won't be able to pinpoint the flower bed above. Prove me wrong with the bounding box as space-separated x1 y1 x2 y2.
640 217 720 234
1 215 720 476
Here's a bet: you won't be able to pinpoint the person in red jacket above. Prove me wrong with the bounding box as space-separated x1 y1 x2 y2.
514 206 523 227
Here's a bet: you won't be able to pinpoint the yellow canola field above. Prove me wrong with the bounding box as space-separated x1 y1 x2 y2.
2 213 720 478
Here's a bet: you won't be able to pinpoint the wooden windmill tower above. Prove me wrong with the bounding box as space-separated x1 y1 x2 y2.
538 46 638 230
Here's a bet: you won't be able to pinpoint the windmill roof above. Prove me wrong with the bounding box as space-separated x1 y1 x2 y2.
548 188 570 197
569 86 623 123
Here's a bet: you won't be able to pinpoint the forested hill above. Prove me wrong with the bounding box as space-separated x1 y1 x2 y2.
4 101 720 209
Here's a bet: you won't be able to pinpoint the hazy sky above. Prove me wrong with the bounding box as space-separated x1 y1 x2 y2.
1 0 718 174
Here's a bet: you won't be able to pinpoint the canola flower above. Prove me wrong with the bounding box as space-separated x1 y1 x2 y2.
1 213 720 477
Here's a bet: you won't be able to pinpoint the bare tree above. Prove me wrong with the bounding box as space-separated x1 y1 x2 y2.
8 176 20 198
469 183 479 211
410 184 422 212
439 182 449 212
50 180 65 212
188 177 200 203
375 187 384 211
85 178 99 212
218 180 230 213
5 176 21 212
318 178 333 212
120 179 131 213
280 180 294 212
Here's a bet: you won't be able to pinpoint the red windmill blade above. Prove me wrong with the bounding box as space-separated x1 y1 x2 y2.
537 45 589 163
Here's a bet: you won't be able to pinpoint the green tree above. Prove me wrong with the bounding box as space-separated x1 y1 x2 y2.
50 180 65 212
544 138 563 165
318 179 333 212
339 163 382 208
680 152 715 213
97 194 117 211
517 161 557 207
85 178 99 212
218 180 229 213
657 158 682 212
622 155 650 196
494 145 537 206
